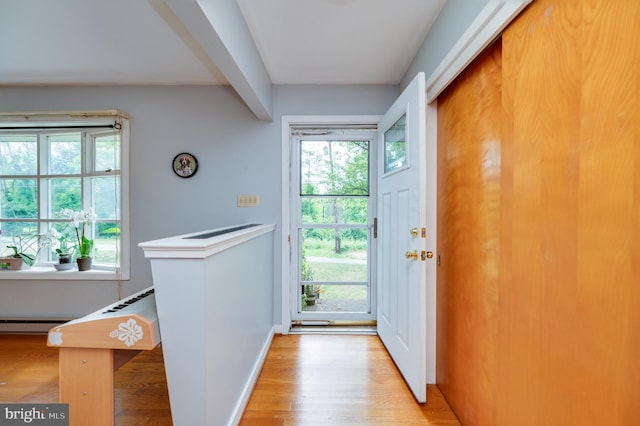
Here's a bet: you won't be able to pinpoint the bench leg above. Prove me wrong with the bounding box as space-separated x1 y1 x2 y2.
59 347 114 426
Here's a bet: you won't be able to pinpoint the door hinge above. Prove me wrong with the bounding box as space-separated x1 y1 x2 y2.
373 217 378 238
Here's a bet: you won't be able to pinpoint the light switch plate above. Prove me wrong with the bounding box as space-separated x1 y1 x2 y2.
237 194 259 207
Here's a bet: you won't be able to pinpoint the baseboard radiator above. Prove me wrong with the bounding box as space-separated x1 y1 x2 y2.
0 318 71 334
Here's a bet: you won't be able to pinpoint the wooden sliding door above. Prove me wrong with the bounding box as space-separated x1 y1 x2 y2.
499 0 640 424
437 39 502 426
436 0 640 425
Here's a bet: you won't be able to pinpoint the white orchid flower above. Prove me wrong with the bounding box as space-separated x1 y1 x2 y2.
83 208 97 224
56 208 98 258
40 229 61 249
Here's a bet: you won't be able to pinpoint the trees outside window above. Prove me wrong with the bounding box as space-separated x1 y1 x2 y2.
297 137 373 315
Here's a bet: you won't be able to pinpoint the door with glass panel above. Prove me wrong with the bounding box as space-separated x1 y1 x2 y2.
292 130 376 323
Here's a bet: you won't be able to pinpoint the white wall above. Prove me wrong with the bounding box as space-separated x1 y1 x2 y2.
0 84 398 321
402 0 490 89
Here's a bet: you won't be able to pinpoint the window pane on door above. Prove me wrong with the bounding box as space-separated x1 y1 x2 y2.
302 284 369 313
384 113 407 173
301 227 368 281
299 227 369 313
300 140 369 196
301 197 368 224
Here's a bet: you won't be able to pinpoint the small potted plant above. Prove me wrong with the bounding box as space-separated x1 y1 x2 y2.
304 284 321 306
59 208 97 271
42 228 74 270
56 247 73 265
0 233 40 270
304 285 316 305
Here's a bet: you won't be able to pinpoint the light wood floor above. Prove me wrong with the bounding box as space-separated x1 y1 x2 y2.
0 334 459 425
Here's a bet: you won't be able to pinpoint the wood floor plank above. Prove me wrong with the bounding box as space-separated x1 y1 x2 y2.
239 335 460 425
0 334 459 425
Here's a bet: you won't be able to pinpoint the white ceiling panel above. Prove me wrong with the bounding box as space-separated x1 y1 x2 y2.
0 0 445 87
236 0 447 85
0 0 226 85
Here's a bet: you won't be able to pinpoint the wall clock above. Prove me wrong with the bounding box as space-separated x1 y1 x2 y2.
172 153 198 178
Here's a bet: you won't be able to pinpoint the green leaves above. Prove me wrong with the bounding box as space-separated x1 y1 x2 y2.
5 244 36 266
79 235 94 258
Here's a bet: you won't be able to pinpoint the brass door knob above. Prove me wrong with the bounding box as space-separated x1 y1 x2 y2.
405 250 418 260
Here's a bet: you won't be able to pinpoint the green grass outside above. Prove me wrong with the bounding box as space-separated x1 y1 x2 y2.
305 249 368 301
316 284 367 300
304 237 367 260
306 260 366 282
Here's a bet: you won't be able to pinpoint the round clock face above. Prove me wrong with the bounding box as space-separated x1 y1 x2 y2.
172 153 198 178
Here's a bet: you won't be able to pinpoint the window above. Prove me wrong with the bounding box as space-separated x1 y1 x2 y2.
0 111 130 280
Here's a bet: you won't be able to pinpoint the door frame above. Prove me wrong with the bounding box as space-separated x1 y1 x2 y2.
424 101 437 383
280 115 381 332
280 109 437 384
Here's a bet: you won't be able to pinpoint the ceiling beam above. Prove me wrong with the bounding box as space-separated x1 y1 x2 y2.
150 0 273 121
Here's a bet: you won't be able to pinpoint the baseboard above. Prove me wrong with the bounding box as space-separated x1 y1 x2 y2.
0 318 71 334
273 323 288 334
228 325 276 426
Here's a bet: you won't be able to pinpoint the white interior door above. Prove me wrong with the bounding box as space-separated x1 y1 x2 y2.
376 72 428 402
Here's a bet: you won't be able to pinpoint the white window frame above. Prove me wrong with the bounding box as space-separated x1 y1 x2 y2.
0 110 130 280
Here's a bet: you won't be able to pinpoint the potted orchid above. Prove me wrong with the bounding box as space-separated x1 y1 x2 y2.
59 208 97 271
41 228 74 270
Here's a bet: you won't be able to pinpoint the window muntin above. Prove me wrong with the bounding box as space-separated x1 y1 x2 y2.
0 122 125 274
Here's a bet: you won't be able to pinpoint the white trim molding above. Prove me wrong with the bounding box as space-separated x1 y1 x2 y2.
425 0 532 102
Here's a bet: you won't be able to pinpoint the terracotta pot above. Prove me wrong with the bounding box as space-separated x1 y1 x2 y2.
0 257 27 270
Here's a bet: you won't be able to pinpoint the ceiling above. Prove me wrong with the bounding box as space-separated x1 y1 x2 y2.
0 0 446 87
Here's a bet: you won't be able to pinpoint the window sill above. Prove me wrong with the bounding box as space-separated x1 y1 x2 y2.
0 266 127 280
